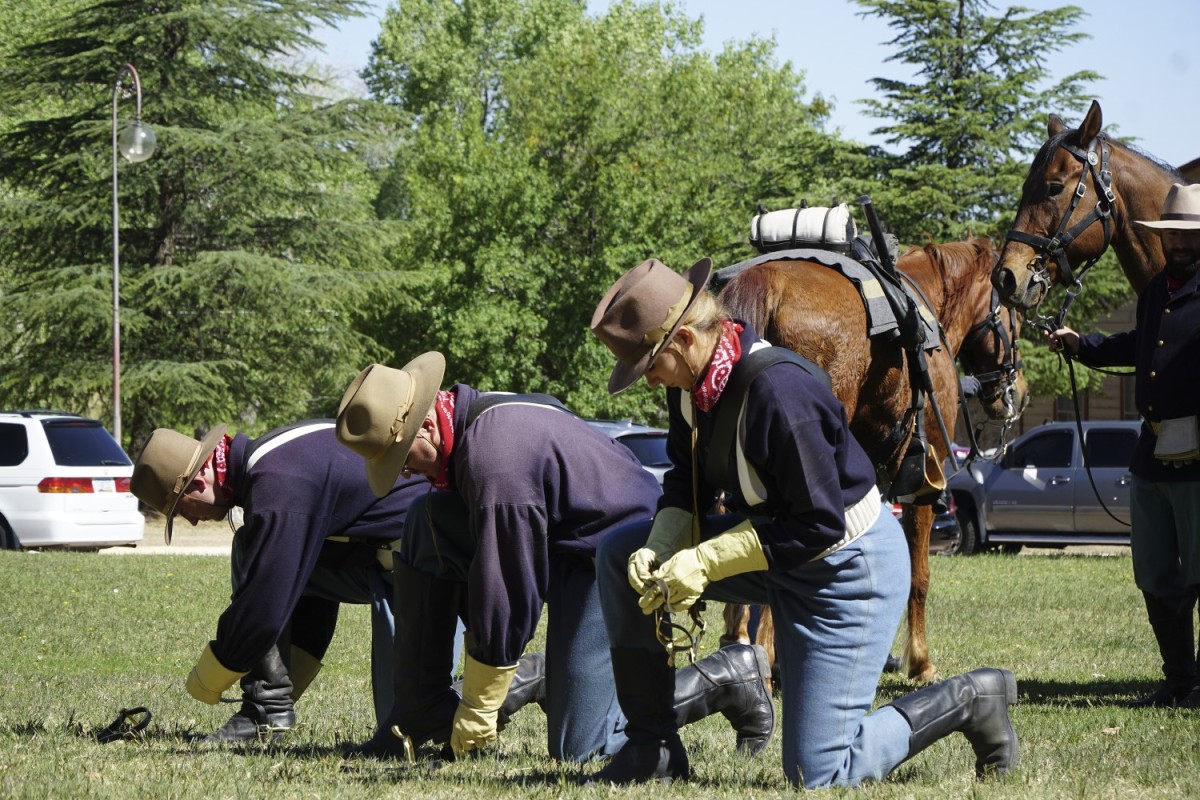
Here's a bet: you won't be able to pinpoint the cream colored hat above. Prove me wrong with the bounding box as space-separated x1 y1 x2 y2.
130 424 228 544
1135 183 1200 231
590 257 713 394
336 351 446 497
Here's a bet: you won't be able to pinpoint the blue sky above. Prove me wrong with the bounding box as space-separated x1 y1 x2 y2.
311 0 1198 169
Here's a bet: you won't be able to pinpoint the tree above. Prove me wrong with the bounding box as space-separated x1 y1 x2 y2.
0 0 406 451
365 0 841 421
853 0 1099 243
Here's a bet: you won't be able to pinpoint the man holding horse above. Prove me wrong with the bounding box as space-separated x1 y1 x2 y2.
589 257 1019 787
1048 182 1200 708
335 352 775 763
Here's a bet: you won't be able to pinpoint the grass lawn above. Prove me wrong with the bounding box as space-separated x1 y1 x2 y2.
1 547 1197 799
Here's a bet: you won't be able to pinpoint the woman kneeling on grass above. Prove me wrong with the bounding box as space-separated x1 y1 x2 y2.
587 257 1020 788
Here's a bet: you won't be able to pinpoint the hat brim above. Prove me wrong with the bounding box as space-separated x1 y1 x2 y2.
364 351 446 497
607 257 714 394
1135 219 1200 231
163 423 228 545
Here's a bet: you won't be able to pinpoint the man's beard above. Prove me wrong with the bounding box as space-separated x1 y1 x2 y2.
1165 252 1200 281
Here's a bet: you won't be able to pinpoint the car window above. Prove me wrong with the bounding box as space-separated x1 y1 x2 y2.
1085 429 1137 469
617 434 670 468
0 423 30 467
41 420 131 467
1010 430 1073 469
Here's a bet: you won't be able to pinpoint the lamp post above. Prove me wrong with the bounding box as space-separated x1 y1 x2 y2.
112 63 156 446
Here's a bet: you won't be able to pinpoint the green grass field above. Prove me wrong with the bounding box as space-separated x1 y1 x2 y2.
2 548 1197 799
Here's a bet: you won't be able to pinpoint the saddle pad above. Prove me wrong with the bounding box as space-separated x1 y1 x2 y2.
711 248 939 348
749 204 858 253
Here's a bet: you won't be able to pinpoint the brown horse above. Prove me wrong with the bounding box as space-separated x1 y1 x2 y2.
717 237 1028 683
993 100 1181 318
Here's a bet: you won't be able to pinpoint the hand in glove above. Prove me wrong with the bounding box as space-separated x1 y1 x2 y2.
628 506 693 594
639 518 768 614
450 654 518 757
185 642 247 704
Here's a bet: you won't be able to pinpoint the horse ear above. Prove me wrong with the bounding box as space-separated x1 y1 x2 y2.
1047 114 1067 136
1078 100 1103 142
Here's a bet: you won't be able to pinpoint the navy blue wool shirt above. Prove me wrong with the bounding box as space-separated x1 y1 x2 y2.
211 422 428 672
661 325 878 571
445 385 662 667
1075 268 1200 482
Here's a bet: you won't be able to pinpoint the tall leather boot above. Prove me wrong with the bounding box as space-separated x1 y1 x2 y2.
344 560 464 759
204 644 296 743
886 667 1018 778
673 643 773 755
586 648 689 785
453 651 547 732
1127 591 1197 708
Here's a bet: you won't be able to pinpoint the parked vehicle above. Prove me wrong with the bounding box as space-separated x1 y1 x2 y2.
947 420 1140 554
0 411 144 550
585 419 670 485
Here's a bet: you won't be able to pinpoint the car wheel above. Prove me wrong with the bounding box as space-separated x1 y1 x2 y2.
950 512 979 556
0 518 20 551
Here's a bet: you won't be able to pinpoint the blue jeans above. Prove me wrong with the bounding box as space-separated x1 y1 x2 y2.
402 490 625 762
596 506 912 788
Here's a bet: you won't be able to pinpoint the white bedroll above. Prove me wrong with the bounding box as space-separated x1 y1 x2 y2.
748 203 858 253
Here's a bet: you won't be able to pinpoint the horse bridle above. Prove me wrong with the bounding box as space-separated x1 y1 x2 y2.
1003 136 1117 331
960 288 1023 410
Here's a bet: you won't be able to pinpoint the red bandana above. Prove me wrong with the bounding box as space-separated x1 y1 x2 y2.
431 390 456 491
205 434 235 504
1166 273 1186 297
693 321 744 412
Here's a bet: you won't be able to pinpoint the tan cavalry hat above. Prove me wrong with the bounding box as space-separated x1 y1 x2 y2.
590 257 713 394
130 424 228 544
336 351 446 497
1136 183 1200 231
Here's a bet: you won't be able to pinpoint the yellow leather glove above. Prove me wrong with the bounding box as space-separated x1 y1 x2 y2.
628 507 694 594
289 646 323 700
450 653 518 757
640 518 768 614
185 643 248 704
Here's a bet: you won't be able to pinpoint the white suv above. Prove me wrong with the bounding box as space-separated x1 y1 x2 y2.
0 411 144 550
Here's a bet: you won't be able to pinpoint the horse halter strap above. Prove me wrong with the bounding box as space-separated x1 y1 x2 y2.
1004 137 1116 327
960 287 1022 405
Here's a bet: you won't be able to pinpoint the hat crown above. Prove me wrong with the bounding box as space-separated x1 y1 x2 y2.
590 259 692 367
1136 183 1200 231
130 429 201 514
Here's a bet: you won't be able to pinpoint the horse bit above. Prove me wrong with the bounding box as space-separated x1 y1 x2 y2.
1003 136 1116 333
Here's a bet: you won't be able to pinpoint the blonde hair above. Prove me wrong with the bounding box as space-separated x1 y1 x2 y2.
678 288 728 337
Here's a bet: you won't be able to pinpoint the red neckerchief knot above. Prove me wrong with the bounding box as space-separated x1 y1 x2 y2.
207 434 235 504
693 320 744 413
432 389 456 491
1166 272 1186 298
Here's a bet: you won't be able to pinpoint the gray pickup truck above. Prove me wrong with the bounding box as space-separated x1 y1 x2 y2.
947 420 1141 554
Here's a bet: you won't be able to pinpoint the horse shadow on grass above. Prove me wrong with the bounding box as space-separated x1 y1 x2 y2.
877 676 1176 710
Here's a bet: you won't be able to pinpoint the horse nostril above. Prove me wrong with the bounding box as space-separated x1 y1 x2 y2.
992 268 1017 298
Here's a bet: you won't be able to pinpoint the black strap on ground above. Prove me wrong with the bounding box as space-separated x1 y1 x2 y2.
96 706 152 743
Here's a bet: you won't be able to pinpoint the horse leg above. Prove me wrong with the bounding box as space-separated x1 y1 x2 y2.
900 504 938 683
755 605 776 692
721 603 751 647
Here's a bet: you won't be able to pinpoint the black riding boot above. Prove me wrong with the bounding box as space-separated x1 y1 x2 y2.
886 667 1018 778
586 648 689 785
1128 591 1197 708
344 560 464 759
673 644 774 756
452 650 547 732
204 644 296 743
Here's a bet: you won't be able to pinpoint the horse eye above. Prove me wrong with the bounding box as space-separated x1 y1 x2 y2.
1046 182 1065 198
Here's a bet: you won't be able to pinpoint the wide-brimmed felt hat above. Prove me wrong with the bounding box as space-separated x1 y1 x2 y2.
1135 183 1200 232
130 424 228 545
336 351 446 497
590 257 713 394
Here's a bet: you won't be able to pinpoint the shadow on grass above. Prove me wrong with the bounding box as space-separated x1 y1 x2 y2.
876 675 1171 709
